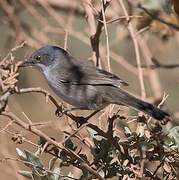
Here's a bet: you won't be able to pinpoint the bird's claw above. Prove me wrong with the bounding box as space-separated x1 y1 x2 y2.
55 108 65 117
75 116 88 128
161 116 170 125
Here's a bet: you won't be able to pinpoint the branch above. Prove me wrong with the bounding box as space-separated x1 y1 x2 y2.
0 110 104 180
82 0 110 67
139 5 179 31
139 58 179 69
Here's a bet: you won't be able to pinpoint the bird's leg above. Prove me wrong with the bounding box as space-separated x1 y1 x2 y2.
63 107 89 111
55 106 101 127
55 104 88 116
55 106 90 117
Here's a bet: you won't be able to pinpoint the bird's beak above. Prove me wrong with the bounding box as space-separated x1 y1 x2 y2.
19 58 34 68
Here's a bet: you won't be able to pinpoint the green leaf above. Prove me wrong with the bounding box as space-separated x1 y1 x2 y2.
79 153 89 164
65 138 77 151
168 126 179 148
16 148 34 169
87 128 99 140
16 148 26 161
129 108 138 116
49 157 58 171
138 125 145 137
34 147 42 156
79 167 90 180
161 136 175 149
53 168 60 180
141 142 154 152
99 170 105 178
124 127 132 137
18 170 33 180
24 150 44 168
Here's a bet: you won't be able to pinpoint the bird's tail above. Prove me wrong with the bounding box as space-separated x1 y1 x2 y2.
113 88 169 121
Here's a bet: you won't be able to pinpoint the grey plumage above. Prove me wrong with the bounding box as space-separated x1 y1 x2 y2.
22 45 169 121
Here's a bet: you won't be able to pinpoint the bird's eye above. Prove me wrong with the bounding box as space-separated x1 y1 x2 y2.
34 55 42 62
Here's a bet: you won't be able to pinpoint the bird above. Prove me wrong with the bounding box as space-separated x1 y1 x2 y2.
21 45 169 121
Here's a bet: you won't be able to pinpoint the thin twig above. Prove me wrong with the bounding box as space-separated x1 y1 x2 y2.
22 111 33 124
139 5 179 31
101 0 111 72
64 30 69 50
118 0 146 99
2 42 26 63
150 162 163 180
62 122 89 145
0 120 15 133
158 92 169 108
139 58 179 69
104 15 143 24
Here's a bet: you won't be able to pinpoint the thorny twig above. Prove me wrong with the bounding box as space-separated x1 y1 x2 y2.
86 0 110 67
0 42 26 92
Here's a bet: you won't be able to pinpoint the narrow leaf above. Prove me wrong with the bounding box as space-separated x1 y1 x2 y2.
18 170 33 180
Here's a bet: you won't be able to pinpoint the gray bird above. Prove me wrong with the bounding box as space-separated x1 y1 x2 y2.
22 45 169 121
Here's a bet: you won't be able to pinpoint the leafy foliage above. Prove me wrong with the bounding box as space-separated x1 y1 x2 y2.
17 123 179 179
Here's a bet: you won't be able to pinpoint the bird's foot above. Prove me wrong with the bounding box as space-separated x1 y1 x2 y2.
55 106 67 117
76 116 88 128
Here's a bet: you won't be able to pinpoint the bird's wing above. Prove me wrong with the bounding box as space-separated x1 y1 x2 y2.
57 58 129 87
79 66 129 86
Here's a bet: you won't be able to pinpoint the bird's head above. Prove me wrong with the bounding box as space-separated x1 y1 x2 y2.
21 45 67 72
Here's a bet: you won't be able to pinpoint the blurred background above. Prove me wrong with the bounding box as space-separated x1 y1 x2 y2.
0 0 179 179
